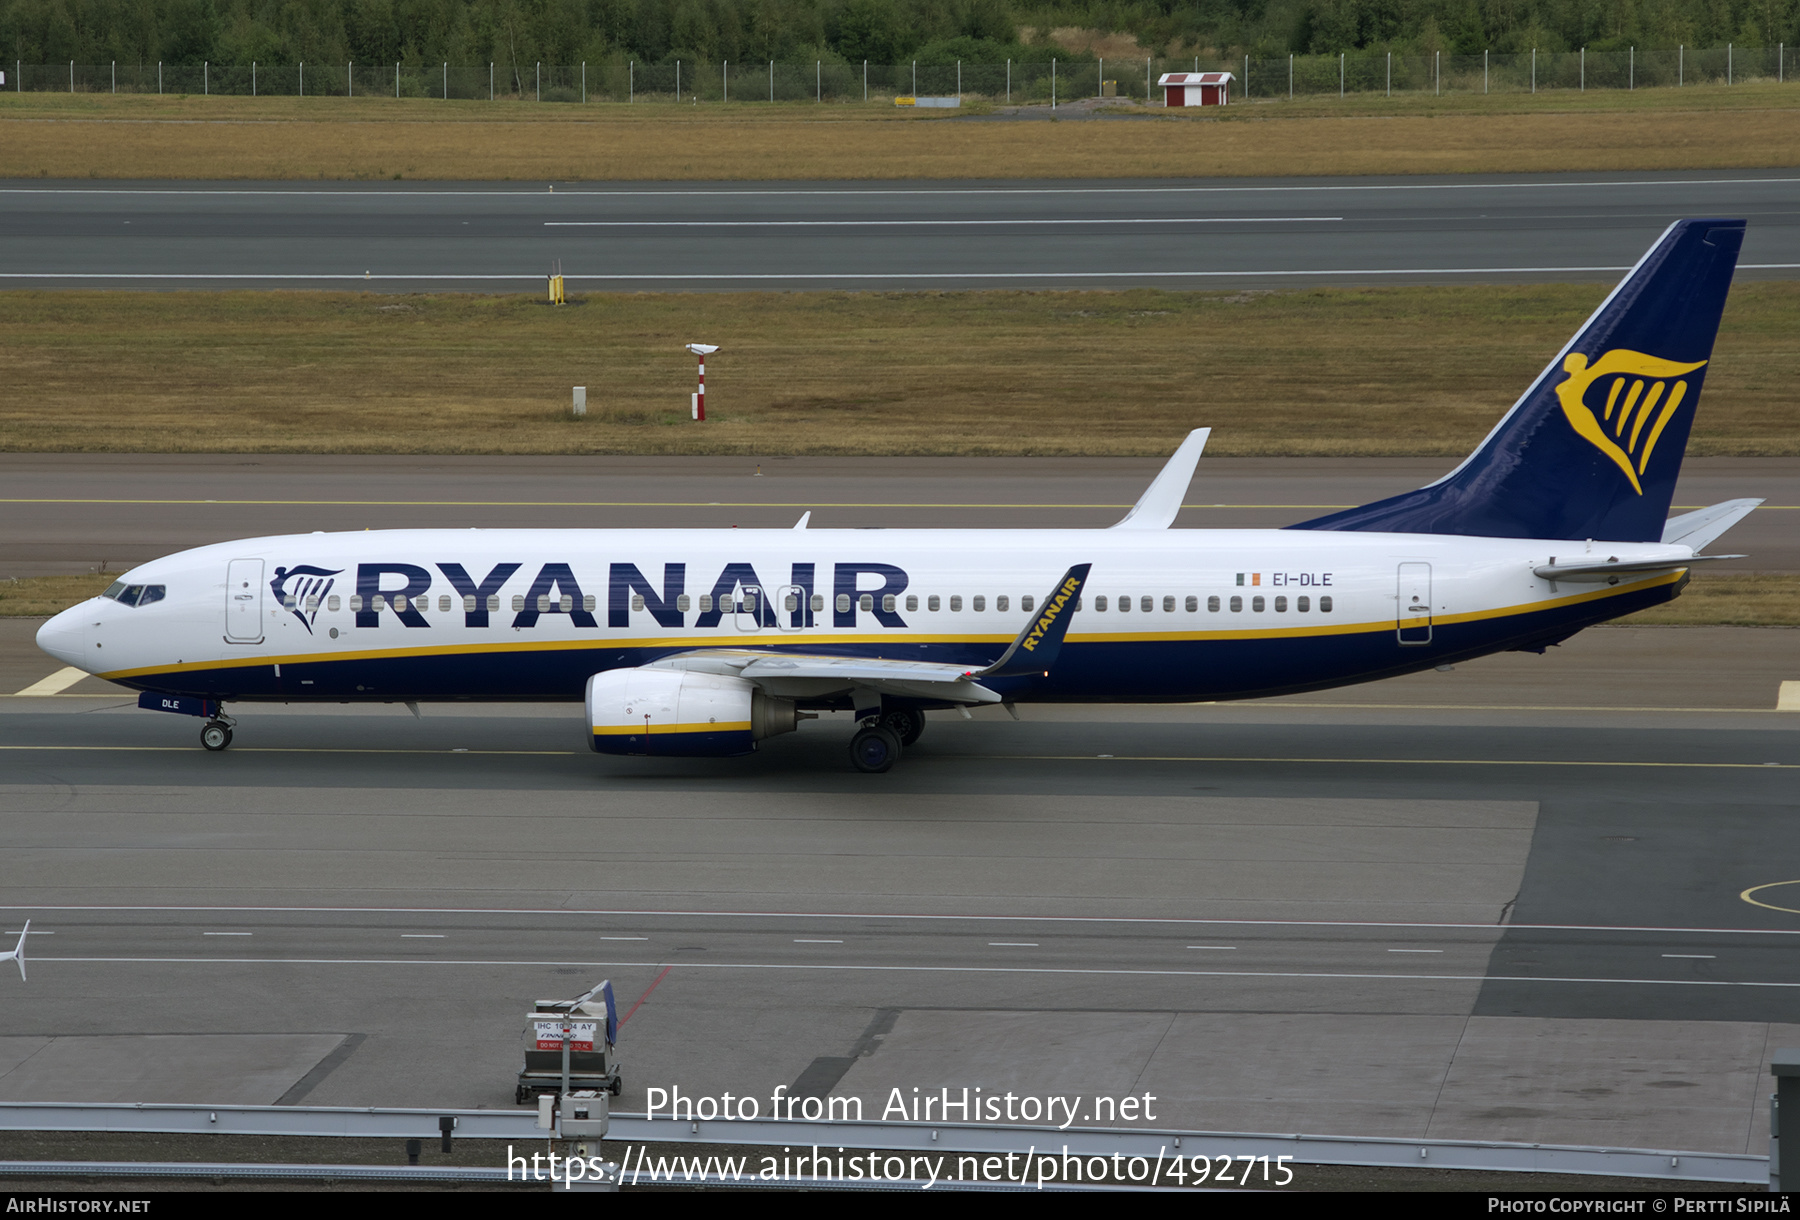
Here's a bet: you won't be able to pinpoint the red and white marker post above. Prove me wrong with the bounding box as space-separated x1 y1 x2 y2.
685 343 719 421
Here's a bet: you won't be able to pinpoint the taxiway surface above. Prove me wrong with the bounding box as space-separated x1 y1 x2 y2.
2 171 1796 290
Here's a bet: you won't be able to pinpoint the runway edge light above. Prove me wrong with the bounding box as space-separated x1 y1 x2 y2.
685 343 718 421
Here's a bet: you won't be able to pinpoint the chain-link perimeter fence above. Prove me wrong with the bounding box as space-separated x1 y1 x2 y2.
6 47 1789 103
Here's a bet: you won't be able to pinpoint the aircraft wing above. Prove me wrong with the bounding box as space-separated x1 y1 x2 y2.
649 564 1093 706
653 650 1007 704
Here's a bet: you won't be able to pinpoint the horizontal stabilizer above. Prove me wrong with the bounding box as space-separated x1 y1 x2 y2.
1661 498 1761 549
1112 429 1209 530
1534 554 1744 582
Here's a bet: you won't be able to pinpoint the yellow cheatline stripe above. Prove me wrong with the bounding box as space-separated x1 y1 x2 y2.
593 721 751 735
1741 881 1800 915
96 572 1682 683
2 498 1794 510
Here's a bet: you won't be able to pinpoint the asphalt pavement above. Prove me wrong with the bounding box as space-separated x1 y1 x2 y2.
2 170 1796 290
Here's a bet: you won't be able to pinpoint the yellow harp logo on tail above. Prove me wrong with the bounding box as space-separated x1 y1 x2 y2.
1554 349 1706 495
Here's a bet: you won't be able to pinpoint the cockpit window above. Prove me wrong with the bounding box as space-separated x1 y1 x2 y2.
103 583 165 608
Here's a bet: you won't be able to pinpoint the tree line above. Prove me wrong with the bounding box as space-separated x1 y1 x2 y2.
2 0 1791 72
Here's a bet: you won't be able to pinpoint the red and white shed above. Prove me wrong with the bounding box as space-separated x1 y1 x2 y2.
1157 71 1234 106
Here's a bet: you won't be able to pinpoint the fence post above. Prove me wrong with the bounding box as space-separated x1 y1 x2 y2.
958 59 961 99
1245 53 1249 97
1531 47 1535 92
1006 59 1010 102
489 62 493 100
1386 51 1390 96
112 61 115 93
1289 53 1293 99
1146 56 1151 103
629 61 633 103
770 61 773 102
582 62 586 103
70 60 73 93
536 62 539 102
1679 45 1683 85
1729 43 1733 85
1435 50 1439 94
677 60 680 101
442 61 446 99
912 60 916 95
1339 52 1343 98
299 61 303 96
723 60 727 103
1580 47 1584 91
1053 58 1056 108
863 60 866 101
816 59 819 102
1629 46 1633 89
1484 49 1488 93
344 62 348 99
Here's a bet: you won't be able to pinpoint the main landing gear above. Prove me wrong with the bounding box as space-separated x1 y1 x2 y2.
849 709 926 773
200 717 235 752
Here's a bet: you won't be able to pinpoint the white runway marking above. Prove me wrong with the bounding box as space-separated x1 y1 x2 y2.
33 956 1800 989
543 217 1345 227
12 667 88 696
4 904 1794 938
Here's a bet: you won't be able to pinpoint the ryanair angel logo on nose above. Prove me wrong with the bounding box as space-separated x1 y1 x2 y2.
270 564 342 634
1554 349 1707 495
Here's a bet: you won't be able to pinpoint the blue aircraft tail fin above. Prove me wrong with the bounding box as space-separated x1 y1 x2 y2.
1288 219 1744 543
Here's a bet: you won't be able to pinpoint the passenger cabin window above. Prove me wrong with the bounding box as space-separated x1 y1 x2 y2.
678 594 692 612
949 595 963 612
996 595 1009 612
699 594 714 613
1274 596 1287 612
511 595 524 612
329 595 342 612
928 595 941 612
1319 596 1334 613
905 595 918 612
811 594 825 612
858 594 873 612
1186 595 1198 612
1163 596 1175 613
583 595 596 612
1141 596 1154 613
1298 596 1310 612
1207 596 1219 612
485 595 498 612
350 595 365 612
972 596 985 612
1022 595 1035 612
1118 595 1130 613
1229 596 1242 612
1252 596 1265 612
1094 596 1108 612
462 595 476 613
836 594 851 613
631 594 645 611
438 595 451 613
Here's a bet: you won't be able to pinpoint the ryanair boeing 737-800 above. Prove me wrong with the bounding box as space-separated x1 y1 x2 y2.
35 220 1759 773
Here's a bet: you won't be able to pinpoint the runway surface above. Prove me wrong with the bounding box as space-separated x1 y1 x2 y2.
2 171 1797 291
3 453 1794 578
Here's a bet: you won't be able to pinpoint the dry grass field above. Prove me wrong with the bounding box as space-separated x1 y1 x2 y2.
1 83 1797 179
0 283 1792 458
6 569 1795 623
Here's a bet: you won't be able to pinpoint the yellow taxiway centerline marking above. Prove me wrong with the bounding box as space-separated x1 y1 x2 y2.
0 746 1790 769
10 667 90 696
2 499 1795 510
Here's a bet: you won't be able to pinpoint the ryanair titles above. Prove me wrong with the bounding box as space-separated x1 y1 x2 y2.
337 561 909 631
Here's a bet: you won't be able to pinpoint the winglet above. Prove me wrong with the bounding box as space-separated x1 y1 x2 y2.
977 564 1091 679
5 920 26 982
1111 429 1209 530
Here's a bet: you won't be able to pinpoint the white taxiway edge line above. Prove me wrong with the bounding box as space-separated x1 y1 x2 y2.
31 956 1800 988
542 217 1346 227
2 266 1795 282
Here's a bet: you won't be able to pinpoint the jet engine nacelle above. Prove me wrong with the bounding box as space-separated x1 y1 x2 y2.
586 667 799 757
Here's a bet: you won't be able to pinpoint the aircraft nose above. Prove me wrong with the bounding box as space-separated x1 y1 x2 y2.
35 605 89 671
